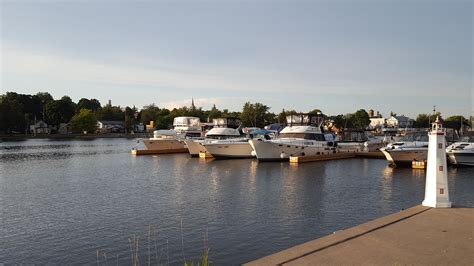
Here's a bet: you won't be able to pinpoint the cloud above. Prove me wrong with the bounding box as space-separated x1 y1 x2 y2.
1 43 365 96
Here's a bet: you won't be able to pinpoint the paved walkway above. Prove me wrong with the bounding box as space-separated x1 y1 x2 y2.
245 205 474 265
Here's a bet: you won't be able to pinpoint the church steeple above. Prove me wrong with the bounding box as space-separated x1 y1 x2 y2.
191 97 196 111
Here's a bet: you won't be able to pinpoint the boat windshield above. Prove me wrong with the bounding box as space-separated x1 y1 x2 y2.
279 133 325 141
400 133 428 142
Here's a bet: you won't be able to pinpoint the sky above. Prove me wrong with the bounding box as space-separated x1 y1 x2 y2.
1 0 472 118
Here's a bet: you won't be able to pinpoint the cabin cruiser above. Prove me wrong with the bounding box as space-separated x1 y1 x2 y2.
204 129 275 159
335 130 385 152
142 116 201 152
184 117 243 157
446 134 474 166
380 131 429 167
142 130 188 153
249 114 334 161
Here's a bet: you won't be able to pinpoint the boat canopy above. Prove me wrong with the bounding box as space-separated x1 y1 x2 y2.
213 117 241 129
250 129 273 135
286 113 324 126
173 117 200 127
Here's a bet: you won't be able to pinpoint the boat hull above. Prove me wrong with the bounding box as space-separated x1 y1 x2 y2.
204 142 254 159
447 151 474 166
380 147 428 167
249 139 334 161
142 139 188 153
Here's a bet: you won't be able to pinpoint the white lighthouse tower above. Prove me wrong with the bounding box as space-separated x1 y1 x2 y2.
422 116 451 208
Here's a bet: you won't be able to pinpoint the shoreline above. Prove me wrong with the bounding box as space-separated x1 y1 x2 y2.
0 133 151 141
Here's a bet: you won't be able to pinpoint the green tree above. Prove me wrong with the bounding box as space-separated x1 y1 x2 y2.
330 114 350 129
239 102 271 128
76 98 101 113
97 104 124 121
351 109 370 129
35 92 54 120
0 94 26 133
70 109 98 133
415 113 431 128
140 104 161 125
124 106 138 132
445 115 468 123
207 104 222 120
45 96 76 126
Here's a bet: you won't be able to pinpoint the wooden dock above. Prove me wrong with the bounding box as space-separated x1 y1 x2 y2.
355 151 385 159
289 152 356 163
245 205 474 265
131 148 188 155
289 151 385 163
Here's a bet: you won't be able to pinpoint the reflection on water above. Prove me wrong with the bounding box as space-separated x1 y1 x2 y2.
0 139 473 265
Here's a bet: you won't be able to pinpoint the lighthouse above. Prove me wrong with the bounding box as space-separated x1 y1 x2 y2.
422 116 451 208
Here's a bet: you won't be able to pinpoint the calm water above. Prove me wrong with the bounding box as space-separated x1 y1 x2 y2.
1 138 473 265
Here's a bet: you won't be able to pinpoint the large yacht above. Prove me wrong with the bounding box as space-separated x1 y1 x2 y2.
446 133 474 166
249 114 334 161
142 116 201 152
380 131 429 167
184 117 242 157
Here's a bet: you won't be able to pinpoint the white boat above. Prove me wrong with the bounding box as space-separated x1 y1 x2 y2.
142 130 188 153
380 131 429 167
446 134 474 166
172 116 202 138
184 117 242 157
249 114 334 161
142 116 201 152
203 137 254 159
204 129 274 159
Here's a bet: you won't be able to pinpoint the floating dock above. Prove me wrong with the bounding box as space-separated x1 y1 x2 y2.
289 152 356 163
131 148 188 155
289 151 385 163
199 151 214 159
245 205 474 265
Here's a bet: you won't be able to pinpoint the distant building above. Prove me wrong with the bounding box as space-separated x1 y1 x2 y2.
58 123 70 134
386 115 414 128
97 120 125 133
369 117 386 130
29 120 51 134
145 121 155 132
134 123 145 133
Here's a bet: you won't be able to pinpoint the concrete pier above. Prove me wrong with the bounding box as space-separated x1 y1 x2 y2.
245 205 474 265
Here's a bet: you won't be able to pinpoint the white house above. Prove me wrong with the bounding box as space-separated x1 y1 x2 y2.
386 115 414 128
29 120 51 134
97 121 125 133
369 117 386 129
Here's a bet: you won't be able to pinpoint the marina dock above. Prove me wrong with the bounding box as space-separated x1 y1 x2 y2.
289 151 385 163
131 148 188 155
245 205 474 265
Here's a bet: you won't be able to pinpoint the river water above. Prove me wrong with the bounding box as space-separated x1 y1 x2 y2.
1 138 473 265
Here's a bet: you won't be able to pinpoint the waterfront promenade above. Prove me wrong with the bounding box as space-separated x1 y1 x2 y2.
246 205 474 265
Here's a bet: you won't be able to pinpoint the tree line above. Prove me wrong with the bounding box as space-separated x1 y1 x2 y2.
0 91 470 134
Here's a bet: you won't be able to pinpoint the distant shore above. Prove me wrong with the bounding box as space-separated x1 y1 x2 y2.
0 133 152 141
